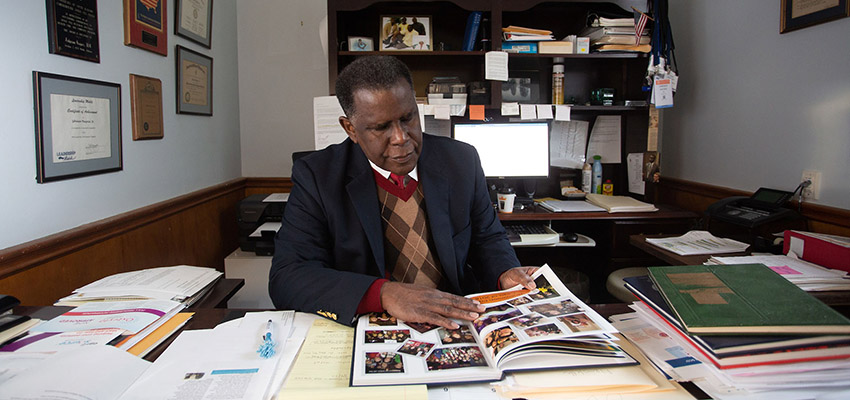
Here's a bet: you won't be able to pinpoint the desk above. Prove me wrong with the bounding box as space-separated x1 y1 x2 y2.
191 277 245 308
500 205 698 303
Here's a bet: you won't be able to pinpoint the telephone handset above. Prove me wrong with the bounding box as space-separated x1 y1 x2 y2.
706 187 795 228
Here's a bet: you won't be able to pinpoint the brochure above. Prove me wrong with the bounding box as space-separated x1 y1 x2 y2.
350 264 635 386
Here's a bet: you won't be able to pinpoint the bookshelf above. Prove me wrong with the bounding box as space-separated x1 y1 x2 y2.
327 0 652 199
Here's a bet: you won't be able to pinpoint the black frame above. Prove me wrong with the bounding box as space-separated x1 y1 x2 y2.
176 45 213 115
32 71 122 183
781 0 849 33
45 0 101 62
174 0 213 48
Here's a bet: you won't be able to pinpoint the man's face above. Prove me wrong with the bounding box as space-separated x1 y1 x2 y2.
340 81 422 176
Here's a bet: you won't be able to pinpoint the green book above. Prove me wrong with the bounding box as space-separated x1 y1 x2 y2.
647 264 850 335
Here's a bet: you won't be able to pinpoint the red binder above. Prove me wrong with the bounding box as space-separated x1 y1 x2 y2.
784 230 850 273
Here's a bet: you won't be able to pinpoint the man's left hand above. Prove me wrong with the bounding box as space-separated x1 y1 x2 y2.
499 266 538 290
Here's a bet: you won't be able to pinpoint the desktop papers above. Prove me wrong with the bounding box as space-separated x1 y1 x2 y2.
33 299 184 335
121 311 294 400
55 265 222 306
707 254 850 291
646 231 749 256
0 345 150 400
538 199 605 213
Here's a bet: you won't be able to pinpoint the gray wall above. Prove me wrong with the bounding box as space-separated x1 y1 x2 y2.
237 0 329 177
0 1 242 250
663 1 850 209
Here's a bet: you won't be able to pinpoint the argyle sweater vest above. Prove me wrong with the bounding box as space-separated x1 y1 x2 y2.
377 184 444 288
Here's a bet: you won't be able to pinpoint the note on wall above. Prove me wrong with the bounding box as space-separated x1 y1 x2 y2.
313 96 348 150
550 120 589 169
586 115 622 163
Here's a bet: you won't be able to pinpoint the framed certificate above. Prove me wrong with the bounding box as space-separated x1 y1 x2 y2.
176 45 213 115
123 0 168 56
32 72 123 183
781 0 849 33
129 74 164 140
175 0 213 48
46 0 101 62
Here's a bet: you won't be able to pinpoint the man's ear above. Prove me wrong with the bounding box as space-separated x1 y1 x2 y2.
339 116 358 143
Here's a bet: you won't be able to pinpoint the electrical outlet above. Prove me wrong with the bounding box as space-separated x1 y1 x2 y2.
801 170 822 200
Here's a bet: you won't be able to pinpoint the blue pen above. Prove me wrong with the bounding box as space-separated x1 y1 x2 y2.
257 319 276 359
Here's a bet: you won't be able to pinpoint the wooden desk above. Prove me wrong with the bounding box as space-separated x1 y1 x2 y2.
190 277 245 308
498 205 698 303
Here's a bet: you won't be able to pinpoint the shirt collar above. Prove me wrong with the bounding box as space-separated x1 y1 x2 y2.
368 160 418 182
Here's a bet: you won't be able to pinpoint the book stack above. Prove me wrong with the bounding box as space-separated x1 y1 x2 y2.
615 264 850 399
707 254 850 292
645 230 749 256
586 193 657 213
583 14 651 53
501 25 553 54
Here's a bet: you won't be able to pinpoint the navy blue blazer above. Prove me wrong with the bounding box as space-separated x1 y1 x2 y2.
269 133 520 325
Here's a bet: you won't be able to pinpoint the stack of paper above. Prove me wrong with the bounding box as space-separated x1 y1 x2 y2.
55 265 222 307
501 25 554 41
646 230 749 256
586 193 658 213
707 254 850 291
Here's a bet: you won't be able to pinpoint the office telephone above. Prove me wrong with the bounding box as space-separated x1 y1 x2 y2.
706 187 796 228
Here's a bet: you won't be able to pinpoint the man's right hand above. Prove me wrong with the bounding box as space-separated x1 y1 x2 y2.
380 282 486 329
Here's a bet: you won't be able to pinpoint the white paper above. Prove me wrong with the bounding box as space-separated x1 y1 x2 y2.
501 102 520 116
645 231 749 256
434 105 451 120
554 105 571 121
2 345 150 400
50 94 112 163
2 328 124 354
627 153 646 195
34 300 184 335
549 120 589 169
484 51 508 81
264 193 289 202
519 104 537 120
586 115 622 163
313 96 348 150
417 104 426 129
535 104 553 119
250 222 283 238
62 265 222 303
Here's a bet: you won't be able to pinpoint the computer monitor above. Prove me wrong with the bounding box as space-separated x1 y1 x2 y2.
452 122 550 179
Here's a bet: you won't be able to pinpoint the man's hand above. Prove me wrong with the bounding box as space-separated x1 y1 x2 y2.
499 266 539 290
380 282 485 329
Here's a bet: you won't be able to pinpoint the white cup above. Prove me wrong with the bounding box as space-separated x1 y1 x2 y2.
497 193 516 213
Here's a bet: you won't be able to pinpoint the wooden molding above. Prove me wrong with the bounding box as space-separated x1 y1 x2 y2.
0 178 248 280
658 177 850 235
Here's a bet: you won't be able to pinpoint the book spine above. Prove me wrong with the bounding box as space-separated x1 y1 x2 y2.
462 11 482 51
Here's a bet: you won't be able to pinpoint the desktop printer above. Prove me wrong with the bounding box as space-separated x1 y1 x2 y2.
238 194 286 256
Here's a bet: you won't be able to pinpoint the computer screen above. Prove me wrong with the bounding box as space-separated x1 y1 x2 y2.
452 122 550 179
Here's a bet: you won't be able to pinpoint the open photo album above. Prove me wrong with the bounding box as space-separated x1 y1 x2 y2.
351 264 636 386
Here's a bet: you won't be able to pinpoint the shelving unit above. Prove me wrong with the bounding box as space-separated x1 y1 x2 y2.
327 0 652 199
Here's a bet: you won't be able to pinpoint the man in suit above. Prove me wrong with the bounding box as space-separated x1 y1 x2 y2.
269 56 536 328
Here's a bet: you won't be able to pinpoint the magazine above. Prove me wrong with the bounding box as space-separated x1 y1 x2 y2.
350 264 636 386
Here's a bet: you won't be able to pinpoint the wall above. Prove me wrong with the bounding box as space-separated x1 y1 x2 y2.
237 0 329 178
0 1 242 250
662 1 850 210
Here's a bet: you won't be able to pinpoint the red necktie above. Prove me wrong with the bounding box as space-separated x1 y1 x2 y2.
389 173 406 190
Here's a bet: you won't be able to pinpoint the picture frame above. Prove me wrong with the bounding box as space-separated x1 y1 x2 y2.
781 0 849 33
501 71 540 104
175 0 213 48
348 36 374 51
32 71 122 183
123 0 168 56
379 16 432 51
129 74 164 140
46 0 100 63
176 45 213 115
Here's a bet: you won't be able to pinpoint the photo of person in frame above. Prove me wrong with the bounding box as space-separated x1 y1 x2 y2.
528 275 560 300
368 311 397 326
397 339 436 357
558 313 601 333
506 313 545 328
365 329 411 343
472 309 522 333
524 323 563 337
437 325 476 345
482 326 519 357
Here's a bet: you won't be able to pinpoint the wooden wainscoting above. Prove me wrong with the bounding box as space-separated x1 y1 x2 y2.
657 177 850 236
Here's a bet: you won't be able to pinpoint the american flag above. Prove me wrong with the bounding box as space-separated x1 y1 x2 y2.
140 0 159 11
634 9 649 46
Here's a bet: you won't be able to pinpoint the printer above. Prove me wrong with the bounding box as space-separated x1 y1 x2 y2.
238 193 287 256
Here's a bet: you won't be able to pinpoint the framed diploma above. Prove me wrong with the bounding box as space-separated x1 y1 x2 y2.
129 74 164 140
46 0 101 63
176 45 213 115
32 72 122 183
781 0 848 33
175 0 213 48
123 0 168 56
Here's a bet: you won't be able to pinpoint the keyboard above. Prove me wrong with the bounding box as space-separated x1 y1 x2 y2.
504 223 560 246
